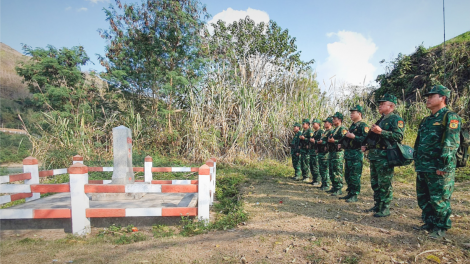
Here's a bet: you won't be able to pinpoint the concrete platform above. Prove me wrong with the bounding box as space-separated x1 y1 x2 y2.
0 192 198 232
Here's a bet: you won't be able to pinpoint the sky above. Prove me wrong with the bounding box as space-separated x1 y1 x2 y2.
1 0 470 90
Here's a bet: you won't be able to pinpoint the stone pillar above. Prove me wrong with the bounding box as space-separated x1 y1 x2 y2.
112 126 134 184
68 163 90 235
73 155 84 165
144 156 153 183
198 164 211 224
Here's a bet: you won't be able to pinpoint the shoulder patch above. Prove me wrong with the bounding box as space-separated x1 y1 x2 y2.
433 122 441 126
364 127 369 133
398 120 404 128
310 133 313 137
449 119 459 129
342 129 347 135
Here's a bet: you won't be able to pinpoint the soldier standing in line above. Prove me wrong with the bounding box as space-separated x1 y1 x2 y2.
316 117 333 190
339 105 369 202
414 85 461 239
327 112 348 196
361 94 405 217
309 118 324 185
290 123 302 179
296 119 312 182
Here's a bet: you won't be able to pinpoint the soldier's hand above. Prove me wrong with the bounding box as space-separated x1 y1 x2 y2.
328 137 335 143
310 138 315 143
436 170 446 176
296 153 300 156
300 136 305 140
317 140 323 144
338 144 341 149
346 132 355 139
361 146 367 152
371 125 382 134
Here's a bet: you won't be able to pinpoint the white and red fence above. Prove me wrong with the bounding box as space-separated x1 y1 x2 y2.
0 155 217 235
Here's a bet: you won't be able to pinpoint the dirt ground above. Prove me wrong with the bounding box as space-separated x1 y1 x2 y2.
1 171 470 264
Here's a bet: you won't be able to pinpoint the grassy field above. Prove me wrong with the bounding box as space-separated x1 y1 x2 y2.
1 159 469 263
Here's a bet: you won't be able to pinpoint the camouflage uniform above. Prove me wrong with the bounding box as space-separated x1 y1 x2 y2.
291 123 302 179
414 86 461 235
309 118 324 184
365 94 405 217
317 117 333 190
328 112 348 195
343 106 369 201
299 119 312 181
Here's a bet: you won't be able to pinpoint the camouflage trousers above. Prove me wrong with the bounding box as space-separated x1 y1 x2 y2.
291 154 301 178
344 159 363 195
300 152 310 179
318 154 329 187
309 155 320 183
370 158 394 207
329 158 344 191
416 171 455 230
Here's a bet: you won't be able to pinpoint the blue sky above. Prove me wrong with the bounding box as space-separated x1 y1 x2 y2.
2 0 469 90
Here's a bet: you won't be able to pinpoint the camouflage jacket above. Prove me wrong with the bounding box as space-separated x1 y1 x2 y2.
414 107 461 172
328 125 348 159
299 128 313 154
317 128 332 159
309 128 324 155
344 121 369 160
368 113 405 161
290 131 302 155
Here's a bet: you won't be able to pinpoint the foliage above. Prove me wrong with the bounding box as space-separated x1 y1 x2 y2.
152 224 175 238
97 224 147 244
0 133 32 163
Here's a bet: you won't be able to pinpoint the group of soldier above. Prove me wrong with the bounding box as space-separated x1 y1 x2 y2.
290 85 462 239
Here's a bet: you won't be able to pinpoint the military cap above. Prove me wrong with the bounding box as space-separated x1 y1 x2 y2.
349 105 363 113
323 117 333 123
302 118 310 124
293 122 301 127
378 93 397 105
311 118 321 124
424 85 451 97
332 112 343 120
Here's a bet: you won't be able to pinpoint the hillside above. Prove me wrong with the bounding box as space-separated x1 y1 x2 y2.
0 43 30 99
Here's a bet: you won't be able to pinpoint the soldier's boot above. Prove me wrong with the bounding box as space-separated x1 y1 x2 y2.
293 176 302 181
365 202 379 213
319 185 329 191
413 223 433 231
373 203 390 217
302 177 311 183
326 188 335 193
429 227 446 239
330 189 343 196
311 178 320 185
339 193 352 200
346 195 358 203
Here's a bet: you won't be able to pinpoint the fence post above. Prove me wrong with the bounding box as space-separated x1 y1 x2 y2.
144 156 152 183
205 159 215 205
23 157 40 202
198 164 211 223
68 163 90 235
73 155 84 165
210 157 217 204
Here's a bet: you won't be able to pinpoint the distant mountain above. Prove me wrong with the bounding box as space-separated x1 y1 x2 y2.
0 43 30 99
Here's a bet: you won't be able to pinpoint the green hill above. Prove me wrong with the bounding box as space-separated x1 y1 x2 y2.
0 43 30 100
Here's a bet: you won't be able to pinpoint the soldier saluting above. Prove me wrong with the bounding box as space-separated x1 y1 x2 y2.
414 85 461 239
361 94 405 217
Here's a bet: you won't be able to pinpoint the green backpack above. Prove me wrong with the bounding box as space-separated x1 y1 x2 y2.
441 112 470 168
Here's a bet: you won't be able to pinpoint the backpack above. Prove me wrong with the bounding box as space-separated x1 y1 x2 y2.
441 112 470 168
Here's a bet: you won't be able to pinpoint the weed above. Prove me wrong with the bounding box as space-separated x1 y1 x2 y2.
114 233 147 245
306 253 324 264
343 256 360 264
179 216 208 237
17 238 42 244
152 225 175 238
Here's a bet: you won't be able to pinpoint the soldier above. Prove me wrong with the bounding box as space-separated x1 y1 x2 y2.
316 117 333 190
290 123 302 179
296 119 312 181
309 118 324 185
414 85 461 239
326 112 348 196
361 94 405 217
340 105 369 202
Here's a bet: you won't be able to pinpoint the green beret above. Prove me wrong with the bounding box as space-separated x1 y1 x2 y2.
323 117 333 123
349 105 363 113
302 118 310 124
293 122 301 127
332 112 343 120
311 118 321 124
424 85 451 97
378 93 398 105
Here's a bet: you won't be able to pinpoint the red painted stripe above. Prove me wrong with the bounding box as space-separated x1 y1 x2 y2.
84 184 125 193
162 207 197 216
191 167 199 172
151 167 172 172
88 180 104 184
199 165 210 175
161 184 198 193
9 173 31 182
86 208 125 218
30 184 70 193
133 167 144 172
151 180 172 184
34 209 71 219
191 180 198 184
39 170 54 177
135 180 144 182
88 167 104 172
10 192 33 201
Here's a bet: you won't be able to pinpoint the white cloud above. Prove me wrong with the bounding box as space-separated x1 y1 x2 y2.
77 7 88 12
65 6 72 11
207 8 269 33
86 0 109 4
316 31 378 89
